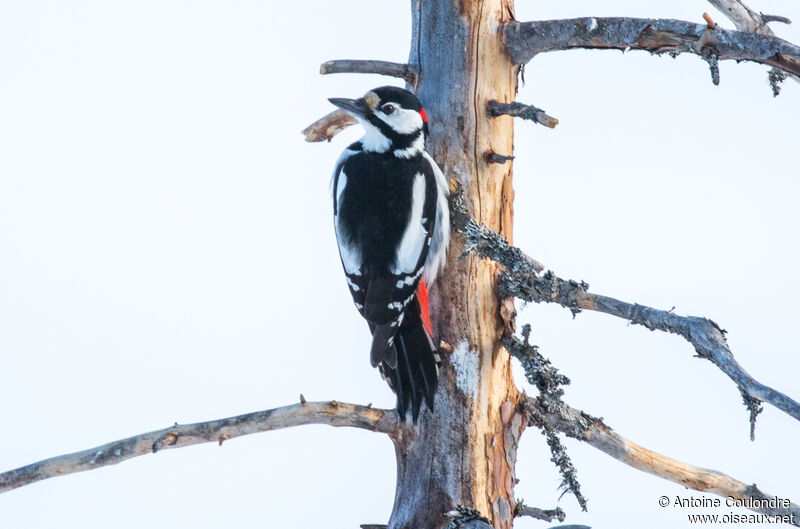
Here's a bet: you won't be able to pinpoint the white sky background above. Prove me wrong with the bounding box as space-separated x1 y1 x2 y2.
0 1 798 527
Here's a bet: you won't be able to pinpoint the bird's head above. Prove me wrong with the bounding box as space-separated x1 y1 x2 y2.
329 86 429 158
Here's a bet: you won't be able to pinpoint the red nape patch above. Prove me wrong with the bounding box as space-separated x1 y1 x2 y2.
419 108 429 123
417 280 433 336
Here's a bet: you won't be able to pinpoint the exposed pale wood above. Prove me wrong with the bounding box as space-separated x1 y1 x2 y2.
527 397 800 525
0 401 396 494
319 60 417 85
504 17 800 78
386 1 524 528
302 109 357 143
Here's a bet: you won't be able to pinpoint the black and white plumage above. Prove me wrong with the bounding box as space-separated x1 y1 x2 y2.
329 86 450 422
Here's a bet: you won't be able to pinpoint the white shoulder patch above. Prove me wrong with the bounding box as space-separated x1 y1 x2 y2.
392 172 427 274
422 151 450 283
333 167 362 275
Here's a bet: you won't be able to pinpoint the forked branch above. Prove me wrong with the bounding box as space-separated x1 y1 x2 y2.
0 401 397 494
706 0 799 91
504 17 800 79
320 60 418 85
499 268 800 426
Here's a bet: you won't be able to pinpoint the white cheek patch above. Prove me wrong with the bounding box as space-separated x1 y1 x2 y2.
376 108 423 134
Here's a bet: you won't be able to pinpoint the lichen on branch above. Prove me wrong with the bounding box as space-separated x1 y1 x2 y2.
505 17 800 82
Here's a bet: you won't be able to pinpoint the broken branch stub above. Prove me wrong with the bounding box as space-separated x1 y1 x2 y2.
449 197 800 427
487 100 559 128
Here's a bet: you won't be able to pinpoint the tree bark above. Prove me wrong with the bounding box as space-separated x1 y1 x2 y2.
387 2 524 528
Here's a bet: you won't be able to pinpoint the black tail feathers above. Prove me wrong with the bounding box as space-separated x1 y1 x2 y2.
378 304 440 423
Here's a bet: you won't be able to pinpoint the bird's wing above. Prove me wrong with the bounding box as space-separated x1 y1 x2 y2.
421 151 450 283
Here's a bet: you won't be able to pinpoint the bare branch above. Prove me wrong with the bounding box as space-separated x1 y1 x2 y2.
449 180 544 275
302 109 358 143
487 100 559 129
445 506 493 529
707 0 800 87
499 269 800 425
0 401 397 494
320 60 418 85
485 151 515 164
449 194 800 426
504 17 800 79
708 0 774 33
526 396 800 525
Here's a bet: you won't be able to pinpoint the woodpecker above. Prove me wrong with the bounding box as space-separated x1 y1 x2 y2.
329 86 450 422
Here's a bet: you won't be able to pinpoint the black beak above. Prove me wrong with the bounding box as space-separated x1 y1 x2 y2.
328 97 370 117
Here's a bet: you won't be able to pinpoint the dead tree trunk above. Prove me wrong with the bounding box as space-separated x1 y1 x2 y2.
389 2 525 528
6 1 800 527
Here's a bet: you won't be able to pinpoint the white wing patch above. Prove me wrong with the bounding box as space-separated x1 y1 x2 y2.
333 167 362 275
392 172 427 274
422 151 450 283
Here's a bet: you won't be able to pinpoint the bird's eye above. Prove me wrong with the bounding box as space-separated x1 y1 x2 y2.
382 104 395 115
